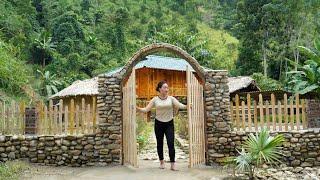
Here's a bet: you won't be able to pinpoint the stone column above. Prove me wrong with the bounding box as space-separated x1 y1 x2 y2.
97 74 122 165
204 70 232 165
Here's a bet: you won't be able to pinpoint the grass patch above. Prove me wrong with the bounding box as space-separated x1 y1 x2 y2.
0 160 29 180
136 116 153 152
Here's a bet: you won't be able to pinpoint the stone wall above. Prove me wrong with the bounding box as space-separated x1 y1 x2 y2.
307 99 320 128
207 129 320 167
0 134 116 166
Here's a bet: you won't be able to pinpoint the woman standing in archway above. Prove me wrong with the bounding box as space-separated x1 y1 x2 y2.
137 80 187 171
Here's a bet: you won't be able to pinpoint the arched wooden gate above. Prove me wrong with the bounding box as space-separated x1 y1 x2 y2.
122 64 205 168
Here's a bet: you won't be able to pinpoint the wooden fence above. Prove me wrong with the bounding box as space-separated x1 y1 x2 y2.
0 97 98 135
0 101 25 135
230 93 307 132
37 98 98 135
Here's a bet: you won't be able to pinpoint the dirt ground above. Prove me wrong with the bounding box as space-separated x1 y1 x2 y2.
21 160 230 180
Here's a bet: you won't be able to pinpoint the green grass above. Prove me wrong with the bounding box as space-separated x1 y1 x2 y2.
0 160 29 180
136 116 153 152
174 113 188 139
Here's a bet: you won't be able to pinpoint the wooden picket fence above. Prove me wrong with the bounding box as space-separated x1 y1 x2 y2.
0 101 25 135
230 93 307 132
36 97 98 135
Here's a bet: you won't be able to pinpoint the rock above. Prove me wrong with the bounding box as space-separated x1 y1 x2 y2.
291 160 301 166
8 152 15 159
0 136 5 142
218 137 228 143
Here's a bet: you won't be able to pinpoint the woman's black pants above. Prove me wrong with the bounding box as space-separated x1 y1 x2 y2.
154 118 175 162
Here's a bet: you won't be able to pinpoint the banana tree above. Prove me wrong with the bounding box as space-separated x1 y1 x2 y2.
286 38 320 94
37 69 62 99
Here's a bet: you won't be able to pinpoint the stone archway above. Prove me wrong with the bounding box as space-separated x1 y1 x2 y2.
97 43 231 166
118 43 205 86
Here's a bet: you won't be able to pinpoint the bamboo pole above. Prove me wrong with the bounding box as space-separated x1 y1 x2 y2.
241 101 245 130
278 100 282 131
235 94 240 130
253 100 258 131
271 94 276 131
59 99 63 134
265 100 270 130
301 99 306 129
92 96 97 133
259 94 264 129
284 94 288 131
295 94 300 130
70 98 75 135
247 94 252 131
290 97 294 130
81 98 85 134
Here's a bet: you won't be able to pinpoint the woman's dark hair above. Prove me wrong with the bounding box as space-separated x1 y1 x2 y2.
156 80 167 92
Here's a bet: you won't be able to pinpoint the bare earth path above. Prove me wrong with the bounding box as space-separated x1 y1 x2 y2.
21 132 229 180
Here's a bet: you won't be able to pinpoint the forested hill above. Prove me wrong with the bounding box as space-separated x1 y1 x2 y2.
0 0 319 102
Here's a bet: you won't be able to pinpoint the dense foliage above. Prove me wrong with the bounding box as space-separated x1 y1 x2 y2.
0 0 319 101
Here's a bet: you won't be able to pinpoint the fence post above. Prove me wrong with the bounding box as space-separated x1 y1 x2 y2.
92 96 97 133
290 97 294 130
49 100 53 135
278 100 282 131
284 94 288 131
81 98 85 134
253 100 258 131
265 100 270 130
59 99 63 134
70 98 75 135
241 101 245 130
295 94 300 130
301 99 306 129
259 94 264 129
247 94 252 131
235 94 240 130
19 102 25 135
271 94 276 131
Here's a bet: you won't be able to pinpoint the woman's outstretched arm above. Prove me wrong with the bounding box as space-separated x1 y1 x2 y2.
137 97 155 113
171 96 187 109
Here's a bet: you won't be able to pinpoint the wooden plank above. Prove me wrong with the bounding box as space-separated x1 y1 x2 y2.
295 94 300 130
247 94 252 131
301 99 306 129
278 100 282 131
265 101 270 130
59 99 63 134
235 94 240 130
54 105 58 135
49 100 53 134
271 94 276 131
186 65 192 168
81 98 85 134
75 105 79 135
230 103 234 130
44 105 48 135
64 106 69 134
253 100 258 131
70 98 75 135
284 94 288 131
290 97 294 130
0 101 3 134
92 96 97 133
241 101 245 130
259 94 264 129
86 104 90 133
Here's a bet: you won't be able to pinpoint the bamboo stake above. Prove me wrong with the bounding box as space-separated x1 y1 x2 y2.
247 94 252 131
284 94 288 131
